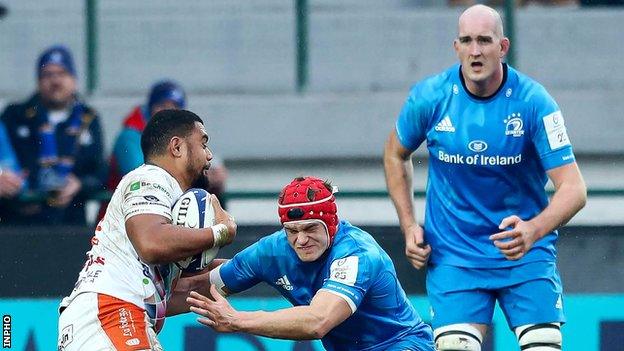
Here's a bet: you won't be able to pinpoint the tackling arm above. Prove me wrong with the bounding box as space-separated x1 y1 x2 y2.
187 286 352 340
166 259 228 317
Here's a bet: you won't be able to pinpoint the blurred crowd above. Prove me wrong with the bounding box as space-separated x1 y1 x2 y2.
1 0 621 226
0 45 228 226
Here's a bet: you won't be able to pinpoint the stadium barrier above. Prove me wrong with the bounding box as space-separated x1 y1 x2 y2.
1 295 623 350
1 224 623 350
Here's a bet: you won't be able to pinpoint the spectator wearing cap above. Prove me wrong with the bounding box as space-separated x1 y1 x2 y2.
104 80 228 213
0 45 106 225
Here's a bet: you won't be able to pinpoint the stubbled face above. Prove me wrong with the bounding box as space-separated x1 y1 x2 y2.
151 100 181 117
185 122 213 188
38 64 76 109
454 9 508 96
284 220 329 262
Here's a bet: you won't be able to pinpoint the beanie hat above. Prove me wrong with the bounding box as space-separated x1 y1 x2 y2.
148 80 186 112
278 177 339 246
37 45 76 78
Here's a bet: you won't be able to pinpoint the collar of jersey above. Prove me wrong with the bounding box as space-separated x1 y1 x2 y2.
459 63 508 101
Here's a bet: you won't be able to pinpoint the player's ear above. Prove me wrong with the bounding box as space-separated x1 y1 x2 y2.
169 136 185 158
500 37 510 58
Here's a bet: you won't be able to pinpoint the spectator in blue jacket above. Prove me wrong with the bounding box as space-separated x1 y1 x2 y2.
0 45 106 224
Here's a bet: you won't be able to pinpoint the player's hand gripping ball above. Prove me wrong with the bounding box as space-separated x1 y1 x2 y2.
171 188 219 273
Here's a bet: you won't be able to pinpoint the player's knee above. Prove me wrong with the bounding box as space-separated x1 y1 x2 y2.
434 324 482 351
515 323 562 351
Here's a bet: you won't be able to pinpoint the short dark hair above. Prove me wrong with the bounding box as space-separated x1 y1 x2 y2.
141 109 203 160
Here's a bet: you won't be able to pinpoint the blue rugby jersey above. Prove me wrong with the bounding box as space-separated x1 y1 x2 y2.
216 220 432 351
395 64 575 268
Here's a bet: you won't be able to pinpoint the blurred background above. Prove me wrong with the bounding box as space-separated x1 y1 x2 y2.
0 1 623 350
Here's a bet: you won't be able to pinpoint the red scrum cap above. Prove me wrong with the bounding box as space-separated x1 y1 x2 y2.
278 177 339 246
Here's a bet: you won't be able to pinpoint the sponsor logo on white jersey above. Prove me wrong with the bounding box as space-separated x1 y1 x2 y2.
504 113 525 137
434 116 456 132
275 275 294 291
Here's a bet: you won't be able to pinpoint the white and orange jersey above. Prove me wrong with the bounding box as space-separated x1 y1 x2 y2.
60 164 183 330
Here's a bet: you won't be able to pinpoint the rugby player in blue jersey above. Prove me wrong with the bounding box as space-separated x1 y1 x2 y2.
383 5 586 351
181 176 434 351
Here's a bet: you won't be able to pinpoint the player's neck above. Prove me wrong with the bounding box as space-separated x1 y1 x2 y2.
464 63 504 98
146 157 191 190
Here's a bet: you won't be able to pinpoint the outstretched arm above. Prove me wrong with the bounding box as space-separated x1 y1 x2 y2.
490 162 586 260
166 259 228 316
383 130 430 269
187 286 352 340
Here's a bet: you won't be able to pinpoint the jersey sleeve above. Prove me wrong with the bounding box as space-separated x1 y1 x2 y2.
320 254 377 313
529 87 576 170
395 91 431 151
121 174 176 221
212 242 265 295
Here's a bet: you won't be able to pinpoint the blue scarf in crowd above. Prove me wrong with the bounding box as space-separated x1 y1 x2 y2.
36 101 85 191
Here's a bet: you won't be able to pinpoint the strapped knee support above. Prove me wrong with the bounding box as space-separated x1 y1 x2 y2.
515 323 562 350
434 324 482 351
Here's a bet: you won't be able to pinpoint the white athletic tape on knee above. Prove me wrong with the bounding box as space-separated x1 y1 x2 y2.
515 323 562 350
434 324 482 351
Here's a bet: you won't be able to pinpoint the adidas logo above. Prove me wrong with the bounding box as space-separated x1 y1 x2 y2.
434 116 456 132
275 275 294 291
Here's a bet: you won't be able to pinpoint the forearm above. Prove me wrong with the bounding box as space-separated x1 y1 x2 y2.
167 277 212 316
384 151 418 232
127 217 221 264
167 290 193 316
167 262 226 316
234 306 328 340
530 179 587 239
151 225 218 263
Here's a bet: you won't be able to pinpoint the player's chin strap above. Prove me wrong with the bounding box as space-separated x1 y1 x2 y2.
515 323 562 350
434 323 482 351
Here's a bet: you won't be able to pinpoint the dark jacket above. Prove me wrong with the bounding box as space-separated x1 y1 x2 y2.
0 93 106 224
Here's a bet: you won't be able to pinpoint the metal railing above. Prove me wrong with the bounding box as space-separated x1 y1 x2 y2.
17 187 624 203
82 0 518 94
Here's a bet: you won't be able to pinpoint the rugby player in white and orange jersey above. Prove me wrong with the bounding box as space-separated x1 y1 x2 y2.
57 109 237 351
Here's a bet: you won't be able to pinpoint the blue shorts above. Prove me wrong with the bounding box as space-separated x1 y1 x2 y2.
426 261 565 329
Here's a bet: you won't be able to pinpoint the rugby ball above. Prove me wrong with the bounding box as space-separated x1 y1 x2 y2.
171 188 219 273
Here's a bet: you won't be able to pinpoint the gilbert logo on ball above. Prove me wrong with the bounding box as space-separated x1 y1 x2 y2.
171 188 219 272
